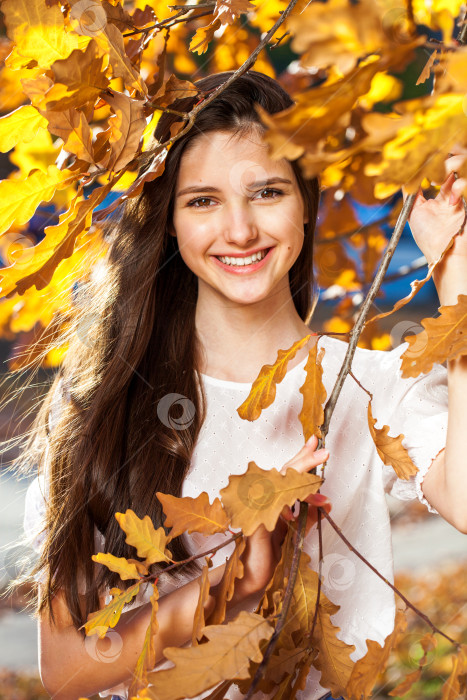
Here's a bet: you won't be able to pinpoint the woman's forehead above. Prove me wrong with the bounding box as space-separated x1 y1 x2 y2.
177 130 294 187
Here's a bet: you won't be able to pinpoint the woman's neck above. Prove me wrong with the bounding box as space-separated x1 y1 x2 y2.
195 288 314 383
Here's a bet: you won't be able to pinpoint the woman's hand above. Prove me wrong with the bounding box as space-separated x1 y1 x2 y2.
238 435 332 597
402 145 467 265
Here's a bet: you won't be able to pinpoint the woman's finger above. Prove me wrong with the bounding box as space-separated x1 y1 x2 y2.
281 449 329 475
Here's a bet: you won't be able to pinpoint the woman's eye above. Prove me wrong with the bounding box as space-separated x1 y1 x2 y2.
257 188 283 200
187 197 214 208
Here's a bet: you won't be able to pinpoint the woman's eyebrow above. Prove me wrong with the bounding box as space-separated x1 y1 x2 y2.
176 177 293 198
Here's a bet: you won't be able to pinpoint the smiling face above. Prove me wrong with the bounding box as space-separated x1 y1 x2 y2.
171 128 309 309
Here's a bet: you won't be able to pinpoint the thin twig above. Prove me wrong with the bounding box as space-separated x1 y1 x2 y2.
318 193 417 454
308 510 323 643
135 532 243 584
122 8 215 37
244 502 309 700
319 508 460 648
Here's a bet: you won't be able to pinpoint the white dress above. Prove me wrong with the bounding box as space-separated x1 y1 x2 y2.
23 335 449 699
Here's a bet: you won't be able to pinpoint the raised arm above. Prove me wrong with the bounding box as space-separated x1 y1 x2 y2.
402 149 467 532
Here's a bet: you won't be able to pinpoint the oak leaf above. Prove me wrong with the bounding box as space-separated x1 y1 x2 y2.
0 106 48 153
388 668 422 697
237 334 312 421
81 582 141 638
115 508 173 565
93 23 148 96
400 294 467 378
129 583 160 697
0 165 76 239
157 491 230 540
311 603 356 698
299 342 327 441
143 611 274 700
101 91 147 172
346 608 407 699
0 173 122 298
42 40 110 111
367 401 418 480
219 461 322 536
152 74 198 109
190 19 222 55
206 536 245 626
1 0 85 70
192 560 212 645
441 643 467 700
92 553 144 581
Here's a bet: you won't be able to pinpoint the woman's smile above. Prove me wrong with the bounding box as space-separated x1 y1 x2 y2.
211 245 274 273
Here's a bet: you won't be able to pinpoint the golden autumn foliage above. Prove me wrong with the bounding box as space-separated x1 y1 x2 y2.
2 0 467 698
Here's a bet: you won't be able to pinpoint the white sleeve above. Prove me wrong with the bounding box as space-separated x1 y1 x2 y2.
361 341 448 515
23 377 67 557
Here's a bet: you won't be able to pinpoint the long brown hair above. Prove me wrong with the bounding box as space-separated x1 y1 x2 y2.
12 70 321 632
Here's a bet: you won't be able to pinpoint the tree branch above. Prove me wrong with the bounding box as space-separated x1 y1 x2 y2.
319 508 460 648
243 501 309 700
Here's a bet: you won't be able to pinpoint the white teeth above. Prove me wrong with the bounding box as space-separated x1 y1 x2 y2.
217 249 268 266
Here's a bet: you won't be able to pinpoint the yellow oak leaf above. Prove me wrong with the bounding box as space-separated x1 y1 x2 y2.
367 401 418 480
0 106 48 154
81 582 141 639
0 173 121 298
346 608 407 699
206 536 245 626
189 19 222 55
143 611 274 700
388 669 422 697
157 491 230 540
92 553 144 581
441 644 467 700
100 91 147 172
151 74 198 109
2 0 86 70
311 603 356 698
93 23 148 96
115 509 173 565
192 560 212 646
298 342 327 441
237 334 312 421
0 165 77 239
219 461 322 536
400 294 467 378
128 583 159 698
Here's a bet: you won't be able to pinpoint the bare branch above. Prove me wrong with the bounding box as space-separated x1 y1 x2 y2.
319 508 460 648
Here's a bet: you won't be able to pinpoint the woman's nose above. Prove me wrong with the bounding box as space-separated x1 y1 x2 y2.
222 203 259 247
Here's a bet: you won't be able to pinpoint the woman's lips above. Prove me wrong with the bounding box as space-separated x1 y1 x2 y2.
211 247 273 274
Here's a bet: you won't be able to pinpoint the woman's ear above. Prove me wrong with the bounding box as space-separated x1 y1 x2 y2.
168 225 177 237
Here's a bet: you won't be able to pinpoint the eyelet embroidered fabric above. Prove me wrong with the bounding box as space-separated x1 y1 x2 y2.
23 336 448 700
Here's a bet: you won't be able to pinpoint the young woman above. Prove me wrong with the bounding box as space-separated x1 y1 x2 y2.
21 70 467 700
